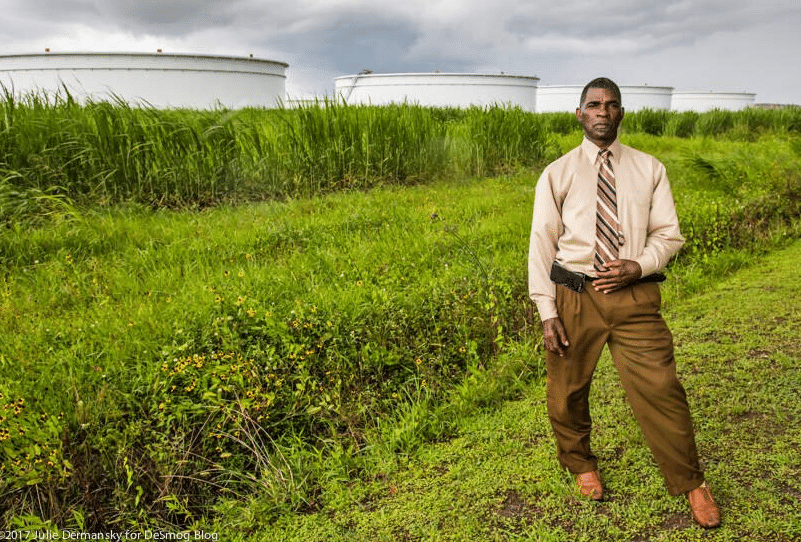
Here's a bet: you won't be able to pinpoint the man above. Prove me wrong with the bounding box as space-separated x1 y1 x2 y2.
528 77 721 529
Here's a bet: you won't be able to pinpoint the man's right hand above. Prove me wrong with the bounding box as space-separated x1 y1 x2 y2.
543 317 570 357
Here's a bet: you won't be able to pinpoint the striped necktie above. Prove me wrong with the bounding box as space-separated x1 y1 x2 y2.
594 148 621 272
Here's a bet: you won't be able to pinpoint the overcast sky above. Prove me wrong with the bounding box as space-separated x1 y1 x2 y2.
2 0 800 104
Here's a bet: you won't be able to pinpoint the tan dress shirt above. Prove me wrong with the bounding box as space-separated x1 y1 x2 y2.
528 137 685 321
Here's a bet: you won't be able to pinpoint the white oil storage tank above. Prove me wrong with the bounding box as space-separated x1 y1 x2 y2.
535 85 583 113
0 52 288 109
671 91 756 112
536 85 673 113
334 72 540 111
622 86 674 111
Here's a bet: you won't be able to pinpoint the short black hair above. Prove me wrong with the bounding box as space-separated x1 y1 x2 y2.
579 77 622 107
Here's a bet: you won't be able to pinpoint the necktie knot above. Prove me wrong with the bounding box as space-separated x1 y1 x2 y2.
599 149 612 162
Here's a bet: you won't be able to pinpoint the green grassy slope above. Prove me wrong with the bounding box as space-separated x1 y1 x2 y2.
249 239 801 542
2 128 800 528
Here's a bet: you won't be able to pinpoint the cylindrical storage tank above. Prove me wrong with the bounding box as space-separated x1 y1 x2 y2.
671 91 756 112
0 52 288 109
536 85 673 112
334 72 540 111
535 85 583 113
622 86 673 111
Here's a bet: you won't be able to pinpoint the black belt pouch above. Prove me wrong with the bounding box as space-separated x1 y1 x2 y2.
549 261 587 293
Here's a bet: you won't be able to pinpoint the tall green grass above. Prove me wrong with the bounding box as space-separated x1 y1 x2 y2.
4 90 800 225
625 106 801 139
0 91 551 218
536 107 801 139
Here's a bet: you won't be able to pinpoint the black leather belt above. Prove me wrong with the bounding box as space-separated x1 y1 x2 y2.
550 261 665 293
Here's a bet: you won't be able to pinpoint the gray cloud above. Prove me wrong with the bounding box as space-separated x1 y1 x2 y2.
279 14 421 72
17 0 239 33
504 0 799 55
0 0 799 102
99 0 237 29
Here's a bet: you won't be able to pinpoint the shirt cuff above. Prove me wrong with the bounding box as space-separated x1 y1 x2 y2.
534 297 559 322
633 255 659 279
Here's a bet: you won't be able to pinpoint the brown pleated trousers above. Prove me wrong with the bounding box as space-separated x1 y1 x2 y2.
546 281 705 496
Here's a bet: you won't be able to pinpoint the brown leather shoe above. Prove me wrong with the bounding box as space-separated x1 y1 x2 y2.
576 470 604 501
687 481 721 529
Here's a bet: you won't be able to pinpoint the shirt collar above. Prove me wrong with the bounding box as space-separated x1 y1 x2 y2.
581 137 622 166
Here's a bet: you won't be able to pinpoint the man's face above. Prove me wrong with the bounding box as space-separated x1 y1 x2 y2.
576 87 624 147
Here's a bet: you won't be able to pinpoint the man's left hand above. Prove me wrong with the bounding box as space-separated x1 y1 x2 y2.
593 259 642 293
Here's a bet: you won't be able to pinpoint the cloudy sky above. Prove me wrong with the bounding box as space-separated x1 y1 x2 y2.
2 0 800 104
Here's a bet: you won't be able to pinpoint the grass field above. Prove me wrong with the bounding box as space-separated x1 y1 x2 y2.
1 101 800 531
